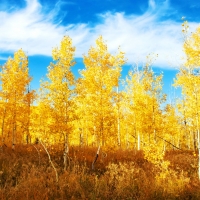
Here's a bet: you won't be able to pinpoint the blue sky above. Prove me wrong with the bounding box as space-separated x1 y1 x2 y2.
0 0 200 102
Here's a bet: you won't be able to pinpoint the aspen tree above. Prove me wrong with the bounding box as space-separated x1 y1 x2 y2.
75 78 93 146
125 59 166 149
174 22 200 179
39 36 75 170
22 86 36 144
0 49 33 148
125 69 145 150
115 85 122 147
143 66 166 143
0 87 9 145
120 90 132 149
79 36 125 146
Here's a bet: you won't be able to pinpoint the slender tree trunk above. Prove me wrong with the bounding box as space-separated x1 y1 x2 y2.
26 89 31 144
163 140 166 152
183 98 189 149
12 106 16 150
93 125 97 146
188 132 190 150
12 121 16 150
100 118 105 146
194 89 200 180
196 116 200 180
117 115 121 147
126 125 129 149
86 120 88 146
12 92 17 150
152 104 156 143
193 131 197 150
79 128 83 147
117 86 121 147
63 133 69 171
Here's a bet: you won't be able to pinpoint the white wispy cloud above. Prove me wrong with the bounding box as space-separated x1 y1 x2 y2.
0 0 199 68
0 0 65 55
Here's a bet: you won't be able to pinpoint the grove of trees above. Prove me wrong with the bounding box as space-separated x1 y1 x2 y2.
0 21 200 157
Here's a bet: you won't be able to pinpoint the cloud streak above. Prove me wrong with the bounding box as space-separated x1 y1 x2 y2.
0 0 199 68
0 0 65 55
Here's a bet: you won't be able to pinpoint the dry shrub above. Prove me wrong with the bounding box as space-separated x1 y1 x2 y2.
104 162 142 199
0 145 200 199
165 150 198 177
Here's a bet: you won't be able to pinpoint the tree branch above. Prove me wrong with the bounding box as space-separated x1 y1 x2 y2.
40 140 59 183
92 145 100 170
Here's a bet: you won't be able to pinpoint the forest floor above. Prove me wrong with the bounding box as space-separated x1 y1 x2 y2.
0 144 200 200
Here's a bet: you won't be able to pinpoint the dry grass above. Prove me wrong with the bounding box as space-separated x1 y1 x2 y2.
0 145 200 199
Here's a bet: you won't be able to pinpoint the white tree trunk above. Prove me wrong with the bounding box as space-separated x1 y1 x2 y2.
63 134 69 171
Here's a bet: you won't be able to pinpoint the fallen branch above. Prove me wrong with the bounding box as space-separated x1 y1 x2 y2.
156 135 182 150
131 134 182 150
40 140 59 183
92 145 100 170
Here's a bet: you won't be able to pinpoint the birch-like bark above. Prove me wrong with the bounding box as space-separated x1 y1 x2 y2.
63 133 69 171
116 86 121 147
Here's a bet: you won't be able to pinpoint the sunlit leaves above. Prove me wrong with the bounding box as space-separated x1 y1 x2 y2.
0 49 34 146
77 36 126 146
184 26 200 67
174 22 200 152
38 36 76 144
125 61 166 147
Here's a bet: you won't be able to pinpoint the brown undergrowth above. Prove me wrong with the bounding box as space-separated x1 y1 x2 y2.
0 145 200 199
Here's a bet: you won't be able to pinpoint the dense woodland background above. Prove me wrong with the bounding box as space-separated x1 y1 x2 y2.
0 21 199 151
0 21 200 199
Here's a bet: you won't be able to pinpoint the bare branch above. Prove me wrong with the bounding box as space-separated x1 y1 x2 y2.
40 140 59 183
92 145 100 170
